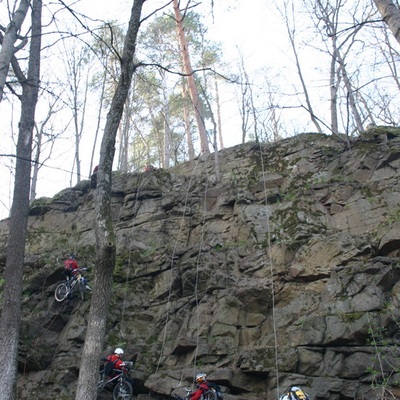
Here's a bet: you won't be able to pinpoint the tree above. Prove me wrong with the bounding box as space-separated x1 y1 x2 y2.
0 0 31 102
173 0 210 155
235 51 260 143
30 95 63 202
60 41 92 184
74 0 145 399
373 0 400 45
305 0 373 134
281 0 323 134
0 0 42 398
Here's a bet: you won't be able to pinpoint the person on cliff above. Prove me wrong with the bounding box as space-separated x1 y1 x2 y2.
90 165 99 189
280 386 310 400
104 348 134 385
63 254 91 291
104 347 125 376
144 164 155 172
189 373 211 400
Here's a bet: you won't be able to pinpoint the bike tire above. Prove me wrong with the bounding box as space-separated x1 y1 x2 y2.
54 283 68 302
203 389 218 400
113 380 133 400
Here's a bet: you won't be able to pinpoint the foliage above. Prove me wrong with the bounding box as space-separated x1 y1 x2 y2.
367 314 400 398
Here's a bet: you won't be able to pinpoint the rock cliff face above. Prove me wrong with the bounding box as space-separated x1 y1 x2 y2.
1 129 400 400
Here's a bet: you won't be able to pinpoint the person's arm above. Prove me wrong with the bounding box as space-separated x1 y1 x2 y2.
190 389 201 400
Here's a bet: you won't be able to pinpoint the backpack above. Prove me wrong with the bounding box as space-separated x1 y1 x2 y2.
207 382 223 400
104 360 117 377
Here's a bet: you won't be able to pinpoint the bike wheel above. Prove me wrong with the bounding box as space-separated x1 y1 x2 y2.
113 380 133 400
203 389 218 400
54 283 68 302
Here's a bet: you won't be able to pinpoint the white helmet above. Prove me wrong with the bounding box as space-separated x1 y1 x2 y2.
196 373 207 383
114 348 124 355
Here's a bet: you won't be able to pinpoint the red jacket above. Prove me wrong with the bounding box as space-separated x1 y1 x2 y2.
190 382 210 400
64 259 79 275
106 354 125 371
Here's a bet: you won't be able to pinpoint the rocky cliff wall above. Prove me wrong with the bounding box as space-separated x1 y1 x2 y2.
1 129 400 400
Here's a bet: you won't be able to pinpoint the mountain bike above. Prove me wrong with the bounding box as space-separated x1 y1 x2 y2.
54 268 90 302
98 360 134 400
172 386 220 400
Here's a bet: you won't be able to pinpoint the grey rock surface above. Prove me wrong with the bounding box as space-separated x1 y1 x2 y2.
1 129 400 399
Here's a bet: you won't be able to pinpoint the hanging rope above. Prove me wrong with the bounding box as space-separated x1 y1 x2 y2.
118 171 144 344
191 154 211 384
257 141 280 399
156 155 205 375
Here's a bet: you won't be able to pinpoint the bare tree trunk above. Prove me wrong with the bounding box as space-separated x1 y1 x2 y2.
89 70 106 176
64 46 90 184
173 0 209 155
236 51 251 143
0 0 31 102
75 1 145 399
201 82 220 181
163 87 171 168
214 78 224 149
329 42 339 135
337 51 364 132
182 81 195 162
30 98 59 202
373 0 400 45
30 123 42 202
0 1 41 398
284 0 323 134
118 96 131 172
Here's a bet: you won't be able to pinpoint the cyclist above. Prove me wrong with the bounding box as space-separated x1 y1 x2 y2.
105 348 126 373
190 373 210 400
63 254 91 291
64 254 78 277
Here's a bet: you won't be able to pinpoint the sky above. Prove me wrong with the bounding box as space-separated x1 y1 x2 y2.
0 0 291 220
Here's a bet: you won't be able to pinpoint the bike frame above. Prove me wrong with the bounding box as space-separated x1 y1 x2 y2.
98 361 133 390
55 268 88 302
98 369 124 388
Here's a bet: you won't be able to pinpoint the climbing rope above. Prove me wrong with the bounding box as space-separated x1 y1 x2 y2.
155 154 208 384
118 172 144 345
191 154 211 384
257 141 280 399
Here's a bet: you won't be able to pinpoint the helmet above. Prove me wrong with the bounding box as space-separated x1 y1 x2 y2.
196 373 206 383
114 348 124 355
69 254 76 260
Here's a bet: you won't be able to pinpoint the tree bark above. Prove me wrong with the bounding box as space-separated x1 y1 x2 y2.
74 1 145 399
173 0 210 155
373 0 400 45
182 81 195 162
214 78 224 149
163 86 171 168
0 0 42 398
89 63 107 176
0 0 31 102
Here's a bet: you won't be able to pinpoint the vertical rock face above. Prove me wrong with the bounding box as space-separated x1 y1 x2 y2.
1 129 400 400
